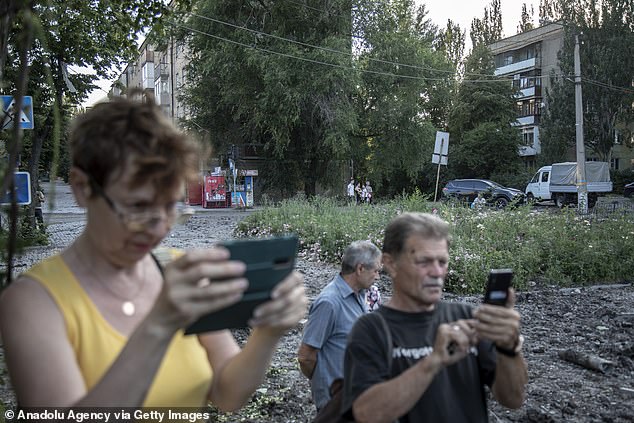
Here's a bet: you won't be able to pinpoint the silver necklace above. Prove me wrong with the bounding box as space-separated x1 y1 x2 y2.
74 248 146 317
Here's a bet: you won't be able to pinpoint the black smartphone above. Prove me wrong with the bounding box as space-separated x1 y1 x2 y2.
185 235 299 334
483 268 513 306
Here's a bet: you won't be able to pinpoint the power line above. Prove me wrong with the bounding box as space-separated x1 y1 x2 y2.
176 17 628 91
190 12 461 77
581 77 634 95
173 21 519 84
188 11 579 82
177 13 524 83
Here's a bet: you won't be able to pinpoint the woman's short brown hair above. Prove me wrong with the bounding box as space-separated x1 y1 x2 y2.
70 93 200 197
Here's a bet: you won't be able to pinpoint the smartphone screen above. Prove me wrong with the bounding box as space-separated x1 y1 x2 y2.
484 268 513 305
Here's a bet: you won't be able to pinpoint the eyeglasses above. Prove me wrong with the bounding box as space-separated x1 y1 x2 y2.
89 176 194 232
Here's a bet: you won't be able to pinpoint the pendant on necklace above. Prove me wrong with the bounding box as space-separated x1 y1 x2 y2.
122 301 135 316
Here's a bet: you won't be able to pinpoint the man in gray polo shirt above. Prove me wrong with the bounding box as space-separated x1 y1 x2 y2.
298 240 382 410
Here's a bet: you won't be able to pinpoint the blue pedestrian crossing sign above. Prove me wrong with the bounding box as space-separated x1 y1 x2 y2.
1 172 31 205
1 95 34 130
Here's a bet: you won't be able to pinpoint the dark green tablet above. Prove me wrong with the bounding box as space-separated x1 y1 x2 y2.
185 235 299 334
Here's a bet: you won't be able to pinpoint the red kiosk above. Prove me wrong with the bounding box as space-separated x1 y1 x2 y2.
203 173 230 208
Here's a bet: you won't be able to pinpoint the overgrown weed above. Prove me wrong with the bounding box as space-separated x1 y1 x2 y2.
236 195 634 294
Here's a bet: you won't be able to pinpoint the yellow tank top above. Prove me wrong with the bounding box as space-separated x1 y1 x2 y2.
24 255 213 407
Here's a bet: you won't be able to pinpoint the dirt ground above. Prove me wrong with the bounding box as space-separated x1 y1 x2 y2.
1 198 633 422
206 268 634 423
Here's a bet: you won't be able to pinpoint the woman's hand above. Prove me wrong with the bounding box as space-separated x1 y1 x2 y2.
248 271 307 336
150 248 248 330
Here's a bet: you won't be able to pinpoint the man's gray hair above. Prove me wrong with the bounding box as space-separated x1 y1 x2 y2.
341 241 382 275
383 212 451 256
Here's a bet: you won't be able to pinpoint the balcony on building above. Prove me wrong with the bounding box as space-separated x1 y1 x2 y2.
141 49 154 65
141 62 155 91
495 57 537 76
155 61 169 78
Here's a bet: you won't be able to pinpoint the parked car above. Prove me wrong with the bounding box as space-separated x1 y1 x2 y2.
624 182 634 198
441 179 525 209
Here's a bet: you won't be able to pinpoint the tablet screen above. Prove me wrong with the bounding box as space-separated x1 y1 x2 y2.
185 235 299 334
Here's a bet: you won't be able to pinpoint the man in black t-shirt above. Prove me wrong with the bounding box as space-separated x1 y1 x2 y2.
342 212 528 422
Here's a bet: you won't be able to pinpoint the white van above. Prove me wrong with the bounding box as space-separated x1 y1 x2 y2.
525 162 613 207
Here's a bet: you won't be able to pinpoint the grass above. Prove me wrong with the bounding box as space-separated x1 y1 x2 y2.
236 194 634 294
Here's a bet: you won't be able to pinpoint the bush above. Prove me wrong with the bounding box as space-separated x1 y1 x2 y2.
236 194 634 294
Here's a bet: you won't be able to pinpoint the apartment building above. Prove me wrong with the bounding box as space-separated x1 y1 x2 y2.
110 38 189 124
489 23 564 164
489 23 633 172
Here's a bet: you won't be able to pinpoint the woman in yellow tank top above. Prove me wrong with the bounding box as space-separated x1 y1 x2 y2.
0 94 307 410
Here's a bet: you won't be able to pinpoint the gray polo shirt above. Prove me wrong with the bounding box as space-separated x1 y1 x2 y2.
302 274 367 409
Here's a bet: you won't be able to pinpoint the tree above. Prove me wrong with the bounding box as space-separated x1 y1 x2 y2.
2 0 189 223
538 0 634 162
181 0 358 197
447 44 522 182
517 3 535 33
350 0 454 197
436 19 466 78
470 0 503 47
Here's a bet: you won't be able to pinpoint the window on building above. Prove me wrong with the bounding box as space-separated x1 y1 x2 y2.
516 100 538 117
613 129 623 145
522 129 535 146
610 158 620 170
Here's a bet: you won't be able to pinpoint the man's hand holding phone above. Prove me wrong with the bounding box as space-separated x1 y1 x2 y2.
474 269 522 356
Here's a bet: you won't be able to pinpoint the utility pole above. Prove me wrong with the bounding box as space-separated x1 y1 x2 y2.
574 33 588 214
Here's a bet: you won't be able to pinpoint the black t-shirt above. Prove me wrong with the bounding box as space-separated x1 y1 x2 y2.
342 302 497 423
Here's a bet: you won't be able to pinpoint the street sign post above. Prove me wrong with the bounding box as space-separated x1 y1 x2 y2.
1 171 32 205
1 95 34 130
432 131 449 202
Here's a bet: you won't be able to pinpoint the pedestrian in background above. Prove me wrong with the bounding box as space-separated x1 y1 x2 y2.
298 240 382 411
471 192 486 211
35 189 45 224
365 181 373 204
0 93 307 409
347 178 356 204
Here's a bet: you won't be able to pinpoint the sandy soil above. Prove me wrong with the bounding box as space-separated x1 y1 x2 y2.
1 190 633 422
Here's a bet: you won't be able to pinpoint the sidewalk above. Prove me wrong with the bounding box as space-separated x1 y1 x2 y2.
9 180 253 276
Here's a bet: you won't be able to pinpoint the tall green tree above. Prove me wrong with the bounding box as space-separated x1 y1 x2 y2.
539 0 634 162
435 19 466 78
470 0 503 47
517 3 535 33
182 0 358 197
447 44 522 182
351 0 454 197
1 0 187 224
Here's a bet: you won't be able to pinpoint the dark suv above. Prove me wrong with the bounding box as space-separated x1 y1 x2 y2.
441 179 525 209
